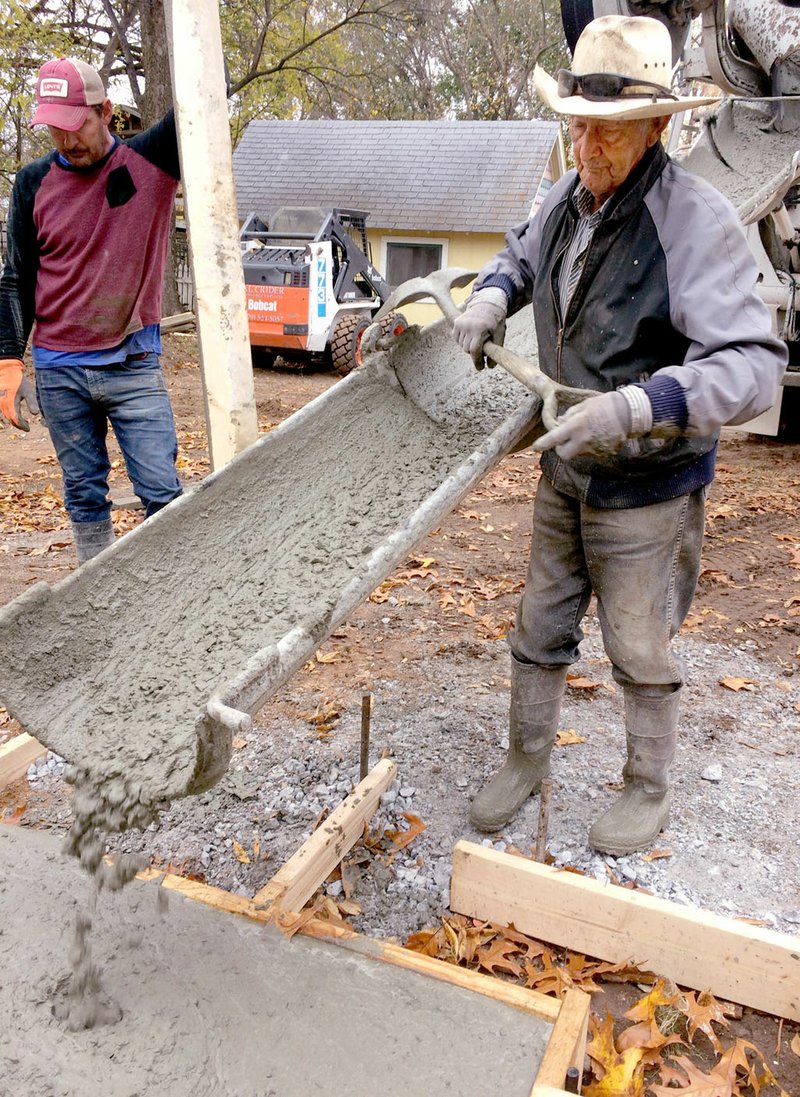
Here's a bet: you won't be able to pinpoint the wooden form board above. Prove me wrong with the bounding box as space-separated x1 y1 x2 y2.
450 841 800 1022
252 756 397 912
0 733 47 790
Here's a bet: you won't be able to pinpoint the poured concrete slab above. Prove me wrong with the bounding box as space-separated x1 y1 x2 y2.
0 826 553 1097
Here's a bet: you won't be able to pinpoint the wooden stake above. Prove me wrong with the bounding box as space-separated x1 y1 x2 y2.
253 757 396 913
360 692 372 780
0 733 47 790
535 777 552 862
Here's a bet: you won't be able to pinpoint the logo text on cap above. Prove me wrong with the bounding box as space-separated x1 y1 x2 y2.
40 78 70 98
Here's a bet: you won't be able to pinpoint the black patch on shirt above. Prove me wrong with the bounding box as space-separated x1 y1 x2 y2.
105 165 137 208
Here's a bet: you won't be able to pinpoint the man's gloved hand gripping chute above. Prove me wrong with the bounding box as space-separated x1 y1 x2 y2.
533 386 654 459
0 358 40 432
452 287 508 369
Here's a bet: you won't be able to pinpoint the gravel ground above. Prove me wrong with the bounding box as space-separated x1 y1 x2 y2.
27 610 798 943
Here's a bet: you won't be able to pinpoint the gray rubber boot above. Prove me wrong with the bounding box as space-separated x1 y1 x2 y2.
72 518 115 565
588 687 681 856
469 658 566 833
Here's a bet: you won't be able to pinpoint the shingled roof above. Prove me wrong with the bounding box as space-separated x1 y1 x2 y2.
232 119 562 233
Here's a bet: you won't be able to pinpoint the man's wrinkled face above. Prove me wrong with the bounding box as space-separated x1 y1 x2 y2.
47 100 113 168
570 115 667 207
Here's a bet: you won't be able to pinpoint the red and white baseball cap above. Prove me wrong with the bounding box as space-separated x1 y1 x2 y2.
30 58 106 131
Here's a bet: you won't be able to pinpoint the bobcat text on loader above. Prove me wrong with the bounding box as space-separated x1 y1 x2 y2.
240 206 407 374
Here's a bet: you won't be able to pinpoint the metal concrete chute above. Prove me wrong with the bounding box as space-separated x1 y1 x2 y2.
0 303 543 804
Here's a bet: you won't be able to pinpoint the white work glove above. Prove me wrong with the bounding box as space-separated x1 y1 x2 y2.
452 287 508 367
532 387 653 460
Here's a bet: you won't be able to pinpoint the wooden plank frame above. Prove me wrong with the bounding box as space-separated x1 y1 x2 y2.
0 733 47 791
131 766 588 1094
450 840 800 1023
252 756 397 912
137 867 589 1096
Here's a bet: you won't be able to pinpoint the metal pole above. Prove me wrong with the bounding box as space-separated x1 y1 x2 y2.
359 693 372 780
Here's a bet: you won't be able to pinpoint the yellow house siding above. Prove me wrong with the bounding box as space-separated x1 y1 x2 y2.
368 229 507 325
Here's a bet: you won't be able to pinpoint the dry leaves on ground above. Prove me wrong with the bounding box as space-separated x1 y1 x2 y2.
403 916 790 1097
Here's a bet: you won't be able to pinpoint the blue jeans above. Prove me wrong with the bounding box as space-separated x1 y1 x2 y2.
35 355 182 523
510 475 705 690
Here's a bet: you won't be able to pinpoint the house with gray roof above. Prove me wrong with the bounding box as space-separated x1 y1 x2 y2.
232 119 565 321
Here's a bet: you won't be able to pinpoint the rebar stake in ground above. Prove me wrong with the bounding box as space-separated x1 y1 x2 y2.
535 777 553 862
360 693 372 781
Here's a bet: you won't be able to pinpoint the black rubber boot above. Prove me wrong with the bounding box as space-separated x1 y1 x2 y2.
469 658 566 833
72 518 115 565
588 687 681 856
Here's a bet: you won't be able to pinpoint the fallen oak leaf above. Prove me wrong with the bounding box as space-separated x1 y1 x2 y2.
719 677 756 692
567 674 603 691
232 838 251 864
642 848 673 862
648 1055 732 1096
584 1011 647 1097
476 936 523 977
404 927 444 957
556 728 586 746
385 811 427 854
618 978 684 1052
679 989 729 1053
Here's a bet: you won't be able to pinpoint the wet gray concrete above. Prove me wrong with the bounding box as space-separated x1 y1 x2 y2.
0 825 552 1097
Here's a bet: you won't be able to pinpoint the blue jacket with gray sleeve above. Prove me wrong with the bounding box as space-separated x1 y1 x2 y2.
477 142 787 507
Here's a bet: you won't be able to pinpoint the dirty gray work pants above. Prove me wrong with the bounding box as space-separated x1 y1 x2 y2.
509 476 706 690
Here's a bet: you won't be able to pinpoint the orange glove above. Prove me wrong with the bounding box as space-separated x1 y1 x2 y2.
0 358 38 431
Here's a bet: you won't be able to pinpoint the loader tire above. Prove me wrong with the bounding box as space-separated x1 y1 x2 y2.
251 347 277 370
380 311 409 339
330 313 371 376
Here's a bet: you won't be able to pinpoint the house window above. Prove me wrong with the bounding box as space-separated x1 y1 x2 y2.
383 239 447 287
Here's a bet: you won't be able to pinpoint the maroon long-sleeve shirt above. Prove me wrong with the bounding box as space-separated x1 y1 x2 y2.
0 111 180 357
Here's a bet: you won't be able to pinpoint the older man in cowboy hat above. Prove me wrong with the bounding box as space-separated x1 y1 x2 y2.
453 15 787 855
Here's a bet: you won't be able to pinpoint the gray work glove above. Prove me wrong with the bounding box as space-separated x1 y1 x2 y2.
532 387 653 460
452 287 508 369
17 377 40 431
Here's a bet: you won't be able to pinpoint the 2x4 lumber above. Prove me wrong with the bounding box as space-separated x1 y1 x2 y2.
164 0 257 469
531 988 590 1095
252 757 398 913
0 733 47 790
338 934 564 1025
450 841 800 1022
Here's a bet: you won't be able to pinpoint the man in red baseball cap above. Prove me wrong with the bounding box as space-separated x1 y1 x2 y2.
0 57 183 563
31 57 107 131
28 57 115 170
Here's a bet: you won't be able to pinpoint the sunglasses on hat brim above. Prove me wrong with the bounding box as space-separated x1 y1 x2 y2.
556 69 677 103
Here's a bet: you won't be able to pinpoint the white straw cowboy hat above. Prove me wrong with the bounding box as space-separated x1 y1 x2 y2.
535 15 720 121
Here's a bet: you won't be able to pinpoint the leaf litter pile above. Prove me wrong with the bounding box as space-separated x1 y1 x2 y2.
403 907 791 1096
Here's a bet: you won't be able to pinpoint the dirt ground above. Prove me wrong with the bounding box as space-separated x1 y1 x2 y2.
1 333 799 1094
